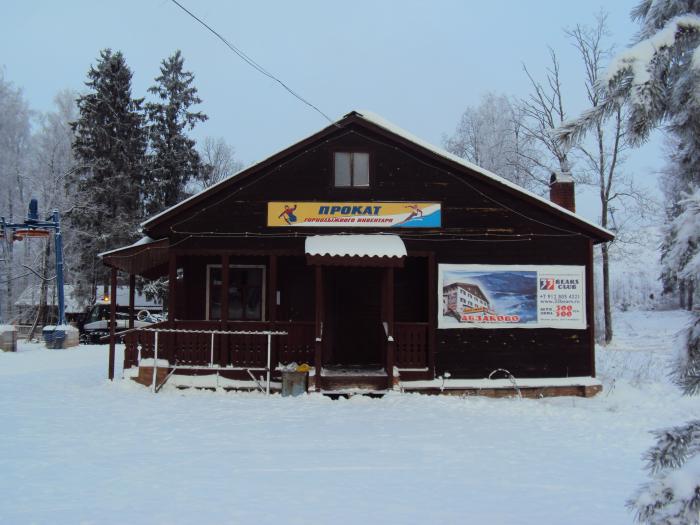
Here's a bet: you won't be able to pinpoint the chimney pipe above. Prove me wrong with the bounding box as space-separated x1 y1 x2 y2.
550 171 575 212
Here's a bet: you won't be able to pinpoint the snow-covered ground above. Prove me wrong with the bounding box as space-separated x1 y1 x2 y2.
0 309 697 524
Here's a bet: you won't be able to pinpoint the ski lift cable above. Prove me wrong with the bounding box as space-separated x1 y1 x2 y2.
169 0 338 126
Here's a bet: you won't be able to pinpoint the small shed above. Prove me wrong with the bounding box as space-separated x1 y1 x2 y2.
102 110 611 397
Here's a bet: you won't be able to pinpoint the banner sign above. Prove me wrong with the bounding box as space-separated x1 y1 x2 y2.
438 264 586 329
267 202 441 228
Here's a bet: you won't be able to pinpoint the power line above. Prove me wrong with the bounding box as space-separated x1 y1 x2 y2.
169 0 336 125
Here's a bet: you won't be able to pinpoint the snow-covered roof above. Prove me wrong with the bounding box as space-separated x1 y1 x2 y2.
141 110 613 240
354 110 612 237
305 235 407 259
98 236 162 258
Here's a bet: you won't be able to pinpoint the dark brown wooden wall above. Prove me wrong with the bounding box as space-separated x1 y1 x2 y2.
155 123 596 378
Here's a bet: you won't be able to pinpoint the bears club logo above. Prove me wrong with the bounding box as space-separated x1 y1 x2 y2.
539 278 555 291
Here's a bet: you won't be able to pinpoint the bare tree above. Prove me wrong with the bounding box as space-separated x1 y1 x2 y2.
518 48 574 186
197 136 243 189
567 13 656 344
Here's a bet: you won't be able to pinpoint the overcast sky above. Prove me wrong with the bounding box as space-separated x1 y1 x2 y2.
1 0 663 222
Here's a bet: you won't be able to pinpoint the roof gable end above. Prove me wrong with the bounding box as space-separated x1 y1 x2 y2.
141 110 613 243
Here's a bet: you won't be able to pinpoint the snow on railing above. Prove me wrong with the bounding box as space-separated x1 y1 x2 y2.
133 327 288 394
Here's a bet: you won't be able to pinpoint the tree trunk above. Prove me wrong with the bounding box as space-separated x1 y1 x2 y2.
602 243 613 344
688 280 695 311
680 279 687 310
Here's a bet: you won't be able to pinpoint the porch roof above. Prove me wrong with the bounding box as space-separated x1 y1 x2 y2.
305 235 406 267
99 236 169 279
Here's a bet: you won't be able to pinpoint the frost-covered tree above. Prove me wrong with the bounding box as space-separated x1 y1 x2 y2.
145 50 207 215
444 93 540 191
26 90 79 334
628 420 700 525
0 70 31 323
69 49 147 304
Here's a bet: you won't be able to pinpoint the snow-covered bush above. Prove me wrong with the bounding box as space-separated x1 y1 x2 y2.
628 420 700 525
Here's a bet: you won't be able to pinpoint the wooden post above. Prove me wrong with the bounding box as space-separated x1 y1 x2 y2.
221 254 230 323
314 265 323 391
427 252 436 377
587 239 596 377
269 255 278 323
386 266 395 389
167 253 177 364
387 267 395 337
168 253 177 320
220 254 229 366
128 273 135 329
268 254 278 376
108 266 117 380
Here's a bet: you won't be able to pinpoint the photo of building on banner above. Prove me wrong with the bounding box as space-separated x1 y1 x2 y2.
438 264 586 329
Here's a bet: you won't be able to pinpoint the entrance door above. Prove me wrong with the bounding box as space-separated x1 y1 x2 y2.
325 267 382 366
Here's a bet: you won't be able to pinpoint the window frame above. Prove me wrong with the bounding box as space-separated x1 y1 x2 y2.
333 151 371 188
205 264 267 321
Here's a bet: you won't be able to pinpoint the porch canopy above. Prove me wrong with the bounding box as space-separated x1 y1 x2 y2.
305 234 406 267
99 236 169 279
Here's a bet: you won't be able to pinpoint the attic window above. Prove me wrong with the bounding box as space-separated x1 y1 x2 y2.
334 152 369 187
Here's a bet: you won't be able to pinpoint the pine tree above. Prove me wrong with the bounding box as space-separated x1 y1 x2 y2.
145 50 207 215
68 49 147 303
627 420 700 525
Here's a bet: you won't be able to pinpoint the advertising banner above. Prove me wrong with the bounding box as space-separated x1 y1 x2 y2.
438 264 586 329
267 202 441 228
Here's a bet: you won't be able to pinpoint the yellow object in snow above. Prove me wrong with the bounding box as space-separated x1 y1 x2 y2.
296 363 311 372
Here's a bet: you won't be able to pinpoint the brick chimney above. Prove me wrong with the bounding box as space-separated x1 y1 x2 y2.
549 171 575 212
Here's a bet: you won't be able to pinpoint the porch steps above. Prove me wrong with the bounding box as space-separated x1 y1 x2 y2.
319 367 389 392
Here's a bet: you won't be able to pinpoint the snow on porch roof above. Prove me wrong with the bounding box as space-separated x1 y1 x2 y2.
305 235 407 259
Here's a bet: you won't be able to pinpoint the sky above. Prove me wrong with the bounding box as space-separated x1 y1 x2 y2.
0 0 664 223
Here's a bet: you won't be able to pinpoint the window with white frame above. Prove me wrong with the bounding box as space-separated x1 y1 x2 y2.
207 265 265 321
334 152 369 187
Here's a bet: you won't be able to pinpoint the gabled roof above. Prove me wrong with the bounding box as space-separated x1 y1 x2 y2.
142 110 613 243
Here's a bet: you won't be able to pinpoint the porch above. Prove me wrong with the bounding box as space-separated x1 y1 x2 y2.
122 319 431 392
101 234 435 392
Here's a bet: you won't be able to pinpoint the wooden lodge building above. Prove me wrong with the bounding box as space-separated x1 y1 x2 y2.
101 111 612 397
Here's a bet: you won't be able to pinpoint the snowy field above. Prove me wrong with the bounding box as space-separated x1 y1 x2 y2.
1 310 697 524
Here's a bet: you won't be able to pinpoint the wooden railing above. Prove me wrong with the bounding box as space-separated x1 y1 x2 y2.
123 320 315 370
395 322 429 369
124 320 428 378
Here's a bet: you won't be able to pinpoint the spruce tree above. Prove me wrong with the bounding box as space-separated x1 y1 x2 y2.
628 420 700 525
69 49 147 303
555 4 700 519
145 50 207 215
